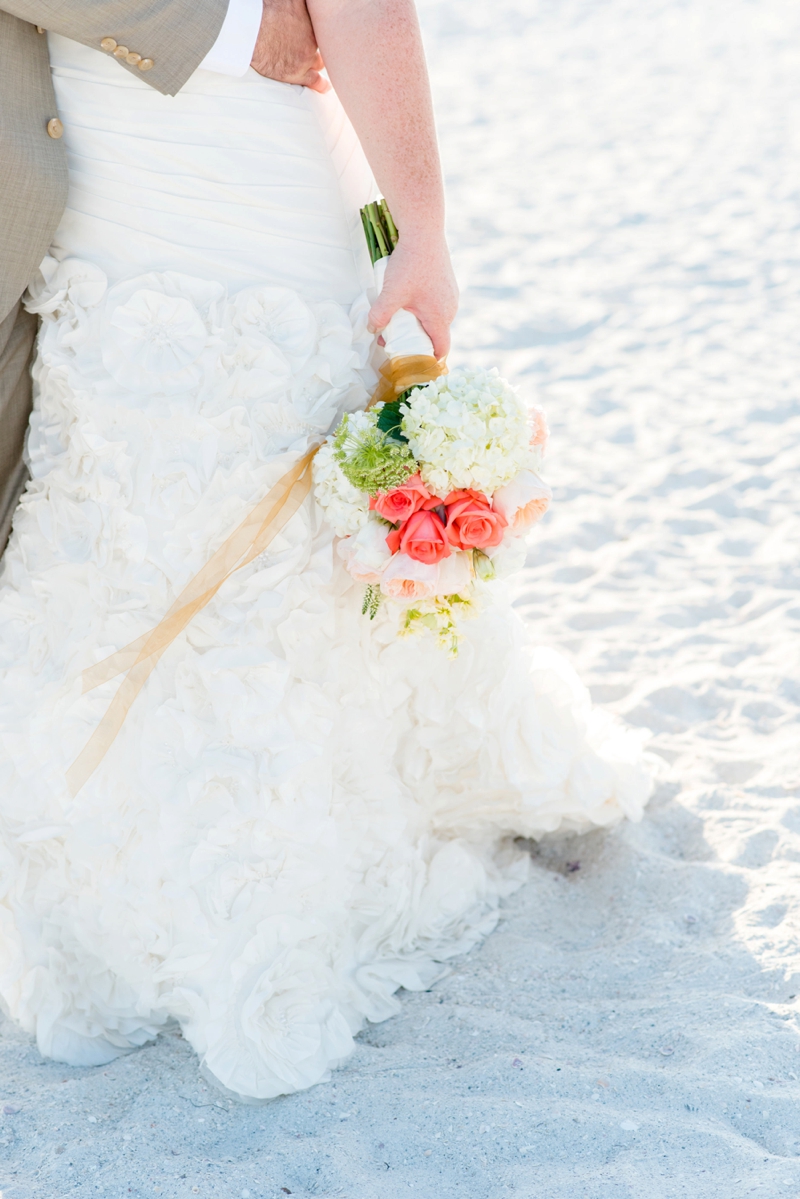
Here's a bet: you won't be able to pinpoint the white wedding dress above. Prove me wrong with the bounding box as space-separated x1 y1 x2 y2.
0 36 652 1099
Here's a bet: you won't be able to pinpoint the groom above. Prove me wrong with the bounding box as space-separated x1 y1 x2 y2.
0 0 327 552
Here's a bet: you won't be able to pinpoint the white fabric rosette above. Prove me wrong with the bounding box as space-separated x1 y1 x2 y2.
101 272 224 397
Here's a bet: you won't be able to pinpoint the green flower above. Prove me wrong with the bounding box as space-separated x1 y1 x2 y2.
396 592 482 658
333 412 415 495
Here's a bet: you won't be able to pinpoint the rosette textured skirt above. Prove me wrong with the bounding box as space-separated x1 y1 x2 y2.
0 36 652 1098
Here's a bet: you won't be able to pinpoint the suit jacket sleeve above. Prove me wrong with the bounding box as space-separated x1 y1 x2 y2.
0 0 232 96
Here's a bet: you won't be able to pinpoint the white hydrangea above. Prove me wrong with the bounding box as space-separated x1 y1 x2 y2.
312 441 369 536
400 366 538 497
339 407 377 437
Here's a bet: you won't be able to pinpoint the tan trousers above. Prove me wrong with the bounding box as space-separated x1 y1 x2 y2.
0 302 35 555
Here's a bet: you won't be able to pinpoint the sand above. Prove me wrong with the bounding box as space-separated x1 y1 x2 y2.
2 0 800 1195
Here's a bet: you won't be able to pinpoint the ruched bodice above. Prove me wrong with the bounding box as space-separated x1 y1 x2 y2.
47 34 376 303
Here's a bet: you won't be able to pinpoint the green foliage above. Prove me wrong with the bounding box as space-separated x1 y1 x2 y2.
375 399 407 443
397 593 479 658
361 585 382 620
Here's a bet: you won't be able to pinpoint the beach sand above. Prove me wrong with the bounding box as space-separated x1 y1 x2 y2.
2 0 800 1195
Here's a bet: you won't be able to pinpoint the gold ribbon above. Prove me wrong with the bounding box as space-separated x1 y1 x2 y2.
67 449 318 796
67 353 447 796
369 354 447 408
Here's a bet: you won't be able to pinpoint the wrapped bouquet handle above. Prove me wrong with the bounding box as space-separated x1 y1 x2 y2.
361 200 444 402
371 256 434 360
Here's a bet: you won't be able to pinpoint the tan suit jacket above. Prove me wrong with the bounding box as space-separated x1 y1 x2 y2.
0 0 230 323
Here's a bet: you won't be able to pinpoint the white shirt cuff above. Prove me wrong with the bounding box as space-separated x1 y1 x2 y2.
199 0 262 77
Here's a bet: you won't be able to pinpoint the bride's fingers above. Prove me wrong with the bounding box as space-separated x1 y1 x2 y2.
368 281 410 331
367 297 396 335
431 323 451 359
415 314 450 359
367 245 457 358
367 299 452 360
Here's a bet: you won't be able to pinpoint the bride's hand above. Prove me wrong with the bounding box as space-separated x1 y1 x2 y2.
367 236 459 360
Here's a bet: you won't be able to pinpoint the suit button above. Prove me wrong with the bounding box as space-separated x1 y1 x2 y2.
36 25 45 33
46 118 63 139
137 58 154 71
125 52 142 65
100 37 117 51
113 45 129 57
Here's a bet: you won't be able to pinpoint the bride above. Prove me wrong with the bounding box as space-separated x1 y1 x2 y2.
0 0 651 1099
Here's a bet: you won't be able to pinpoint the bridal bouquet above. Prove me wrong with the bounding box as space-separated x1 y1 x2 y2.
313 202 551 654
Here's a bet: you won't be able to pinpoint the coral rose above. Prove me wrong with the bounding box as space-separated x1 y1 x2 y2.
491 470 551 532
444 489 507 551
386 509 451 564
369 472 434 524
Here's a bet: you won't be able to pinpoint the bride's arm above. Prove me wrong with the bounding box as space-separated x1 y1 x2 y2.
306 0 458 357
